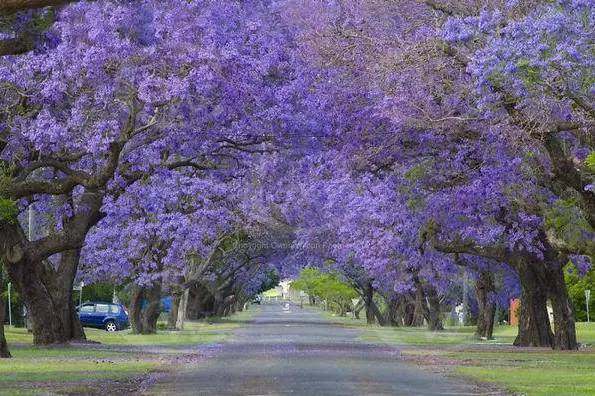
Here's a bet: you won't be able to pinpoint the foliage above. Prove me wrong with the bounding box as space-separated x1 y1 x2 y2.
292 267 357 313
290 267 322 298
0 198 17 223
0 0 592 353
566 266 595 322
255 269 280 295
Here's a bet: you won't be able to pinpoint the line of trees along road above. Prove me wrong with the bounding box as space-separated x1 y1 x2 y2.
0 0 593 359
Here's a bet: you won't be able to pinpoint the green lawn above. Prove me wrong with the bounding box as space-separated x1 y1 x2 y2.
358 322 595 347
0 345 159 395
391 324 595 396
454 351 595 396
1 359 158 383
1 308 256 394
318 307 595 396
82 317 246 346
320 308 595 346
5 309 253 347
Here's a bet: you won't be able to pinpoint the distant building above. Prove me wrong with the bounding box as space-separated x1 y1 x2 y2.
510 299 520 326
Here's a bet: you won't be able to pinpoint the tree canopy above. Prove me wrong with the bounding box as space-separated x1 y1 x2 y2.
0 0 592 356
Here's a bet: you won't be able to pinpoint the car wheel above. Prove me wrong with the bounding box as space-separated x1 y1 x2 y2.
105 321 117 332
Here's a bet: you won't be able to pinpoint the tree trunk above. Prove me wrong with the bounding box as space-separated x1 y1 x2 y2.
0 279 10 358
425 284 444 331
412 290 426 327
130 283 162 334
380 293 398 326
176 288 189 330
2 214 85 345
129 285 143 333
385 296 404 327
185 286 200 320
513 260 553 347
338 301 346 317
362 283 375 325
361 282 385 325
1 192 101 345
475 271 496 340
186 284 212 320
353 298 363 320
401 295 420 326
215 294 235 317
5 250 85 344
413 276 443 331
52 250 85 340
545 259 577 350
167 292 181 330
213 293 225 317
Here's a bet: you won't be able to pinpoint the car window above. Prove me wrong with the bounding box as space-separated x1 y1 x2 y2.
96 304 109 313
110 305 120 314
80 304 94 313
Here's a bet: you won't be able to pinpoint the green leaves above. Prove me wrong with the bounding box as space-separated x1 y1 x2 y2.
0 197 17 224
585 152 595 174
516 58 542 86
291 267 357 302
404 163 426 181
545 198 594 256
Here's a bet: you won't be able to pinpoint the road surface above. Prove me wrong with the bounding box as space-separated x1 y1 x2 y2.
148 302 480 395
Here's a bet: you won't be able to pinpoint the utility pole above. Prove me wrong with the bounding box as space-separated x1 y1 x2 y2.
462 269 469 325
586 290 591 323
7 283 12 327
28 203 35 240
25 200 36 331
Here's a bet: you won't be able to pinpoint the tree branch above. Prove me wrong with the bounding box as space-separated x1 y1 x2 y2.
0 0 76 14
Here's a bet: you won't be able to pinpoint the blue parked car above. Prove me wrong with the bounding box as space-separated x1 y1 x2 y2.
77 302 130 332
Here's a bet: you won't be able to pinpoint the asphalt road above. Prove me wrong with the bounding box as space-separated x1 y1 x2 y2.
148 302 480 396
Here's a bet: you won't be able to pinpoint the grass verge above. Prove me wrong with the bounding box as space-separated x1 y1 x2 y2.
1 307 257 395
316 306 595 396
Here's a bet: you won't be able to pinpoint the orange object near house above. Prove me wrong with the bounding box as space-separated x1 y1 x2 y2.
510 299 520 326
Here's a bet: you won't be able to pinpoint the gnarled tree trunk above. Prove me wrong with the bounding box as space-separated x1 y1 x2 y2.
176 288 189 330
0 272 10 358
214 294 235 317
383 294 403 327
413 276 443 331
5 249 85 344
186 284 213 320
544 257 577 350
50 250 85 341
402 295 423 327
1 192 101 345
475 271 496 340
353 298 363 319
361 281 385 325
514 260 553 347
167 292 181 330
412 291 426 327
130 283 162 334
425 284 444 331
